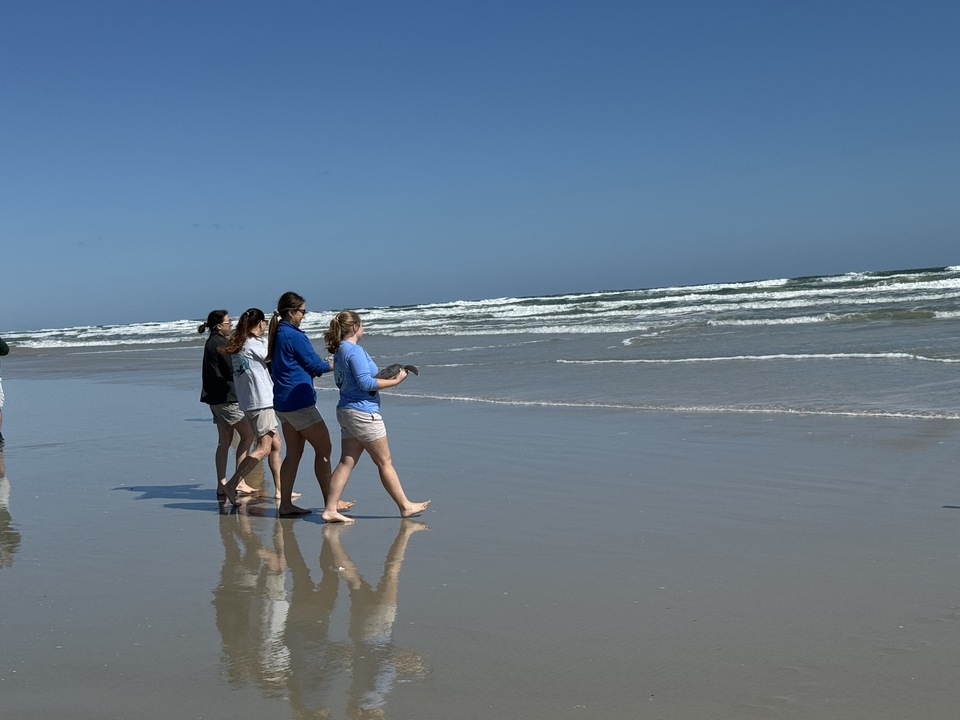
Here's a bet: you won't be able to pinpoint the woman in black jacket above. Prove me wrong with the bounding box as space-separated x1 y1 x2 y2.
198 310 257 499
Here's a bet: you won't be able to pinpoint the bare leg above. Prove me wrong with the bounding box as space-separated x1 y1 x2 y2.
302 421 355 513
364 435 430 517
221 433 274 506
232 420 258 495
214 422 234 496
300 421 332 501
278 421 311 516
322 437 363 523
266 431 286 498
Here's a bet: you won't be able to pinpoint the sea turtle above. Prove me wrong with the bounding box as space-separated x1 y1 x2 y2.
370 364 419 396
375 364 419 379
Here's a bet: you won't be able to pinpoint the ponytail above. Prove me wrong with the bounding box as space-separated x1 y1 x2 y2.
266 310 281 362
324 310 362 354
199 309 228 335
267 291 305 362
222 308 265 355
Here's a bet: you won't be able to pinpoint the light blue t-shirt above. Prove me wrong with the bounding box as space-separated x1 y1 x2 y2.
334 341 380 414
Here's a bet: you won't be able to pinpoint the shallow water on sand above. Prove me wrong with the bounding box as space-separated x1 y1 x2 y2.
2 351 960 718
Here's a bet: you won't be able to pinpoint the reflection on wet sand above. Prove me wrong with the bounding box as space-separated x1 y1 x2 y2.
213 511 429 718
0 478 21 571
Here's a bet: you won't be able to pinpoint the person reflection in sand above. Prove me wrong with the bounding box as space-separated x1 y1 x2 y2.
330 521 430 719
213 505 293 696
277 520 344 718
0 478 21 571
283 521 430 719
212 515 429 718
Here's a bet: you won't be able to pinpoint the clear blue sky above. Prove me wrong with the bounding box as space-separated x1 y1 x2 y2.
2 1 958 332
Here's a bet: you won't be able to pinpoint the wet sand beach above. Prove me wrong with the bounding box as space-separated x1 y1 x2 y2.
2 347 960 718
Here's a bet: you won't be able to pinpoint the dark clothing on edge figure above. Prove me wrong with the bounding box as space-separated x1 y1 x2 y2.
200 332 237 405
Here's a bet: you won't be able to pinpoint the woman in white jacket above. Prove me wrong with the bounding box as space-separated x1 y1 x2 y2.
219 308 286 504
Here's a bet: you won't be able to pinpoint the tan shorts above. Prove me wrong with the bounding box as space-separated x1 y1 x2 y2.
337 407 387 443
210 402 244 427
245 408 278 438
276 405 325 431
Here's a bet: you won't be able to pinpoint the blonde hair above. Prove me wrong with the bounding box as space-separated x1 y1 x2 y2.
324 310 362 354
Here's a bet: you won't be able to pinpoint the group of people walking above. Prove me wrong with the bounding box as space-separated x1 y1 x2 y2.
0 333 8 453
199 292 430 523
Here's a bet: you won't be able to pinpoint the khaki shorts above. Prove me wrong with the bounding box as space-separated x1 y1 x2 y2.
276 405 325 431
210 402 244 427
337 407 387 443
245 408 278 438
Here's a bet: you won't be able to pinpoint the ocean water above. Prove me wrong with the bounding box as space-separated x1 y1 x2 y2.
6 266 960 419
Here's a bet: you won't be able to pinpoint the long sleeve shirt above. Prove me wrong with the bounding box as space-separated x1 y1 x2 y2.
334 340 381 414
270 321 332 412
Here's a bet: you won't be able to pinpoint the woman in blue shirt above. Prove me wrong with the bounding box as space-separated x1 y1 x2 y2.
320 310 430 523
267 292 354 517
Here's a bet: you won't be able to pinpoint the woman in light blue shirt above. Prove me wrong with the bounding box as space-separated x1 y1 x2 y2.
321 311 430 523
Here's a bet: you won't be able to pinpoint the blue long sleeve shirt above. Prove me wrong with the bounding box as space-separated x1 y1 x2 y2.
334 341 381 414
270 320 332 412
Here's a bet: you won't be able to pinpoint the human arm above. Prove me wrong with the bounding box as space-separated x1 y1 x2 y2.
343 344 404 392
293 332 333 377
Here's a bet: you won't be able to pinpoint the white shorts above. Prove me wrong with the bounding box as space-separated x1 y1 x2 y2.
245 408 278 438
0 377 4 408
336 407 387 443
276 405 325 431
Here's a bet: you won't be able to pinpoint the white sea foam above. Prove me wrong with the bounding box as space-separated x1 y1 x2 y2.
6 267 960 347
558 352 960 364
389 391 960 420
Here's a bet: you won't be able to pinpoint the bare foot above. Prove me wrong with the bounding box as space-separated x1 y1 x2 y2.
321 509 355 524
278 503 312 517
236 482 258 495
338 499 356 511
270 491 301 500
399 500 431 518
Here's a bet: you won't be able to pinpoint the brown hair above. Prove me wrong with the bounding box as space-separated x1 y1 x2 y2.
197 309 228 334
267 291 305 362
324 310 362 354
221 308 266 355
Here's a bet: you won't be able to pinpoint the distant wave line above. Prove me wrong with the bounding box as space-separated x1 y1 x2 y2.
390 391 960 420
558 353 960 364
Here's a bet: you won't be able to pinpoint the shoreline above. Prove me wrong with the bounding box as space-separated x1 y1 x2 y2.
1 349 959 718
